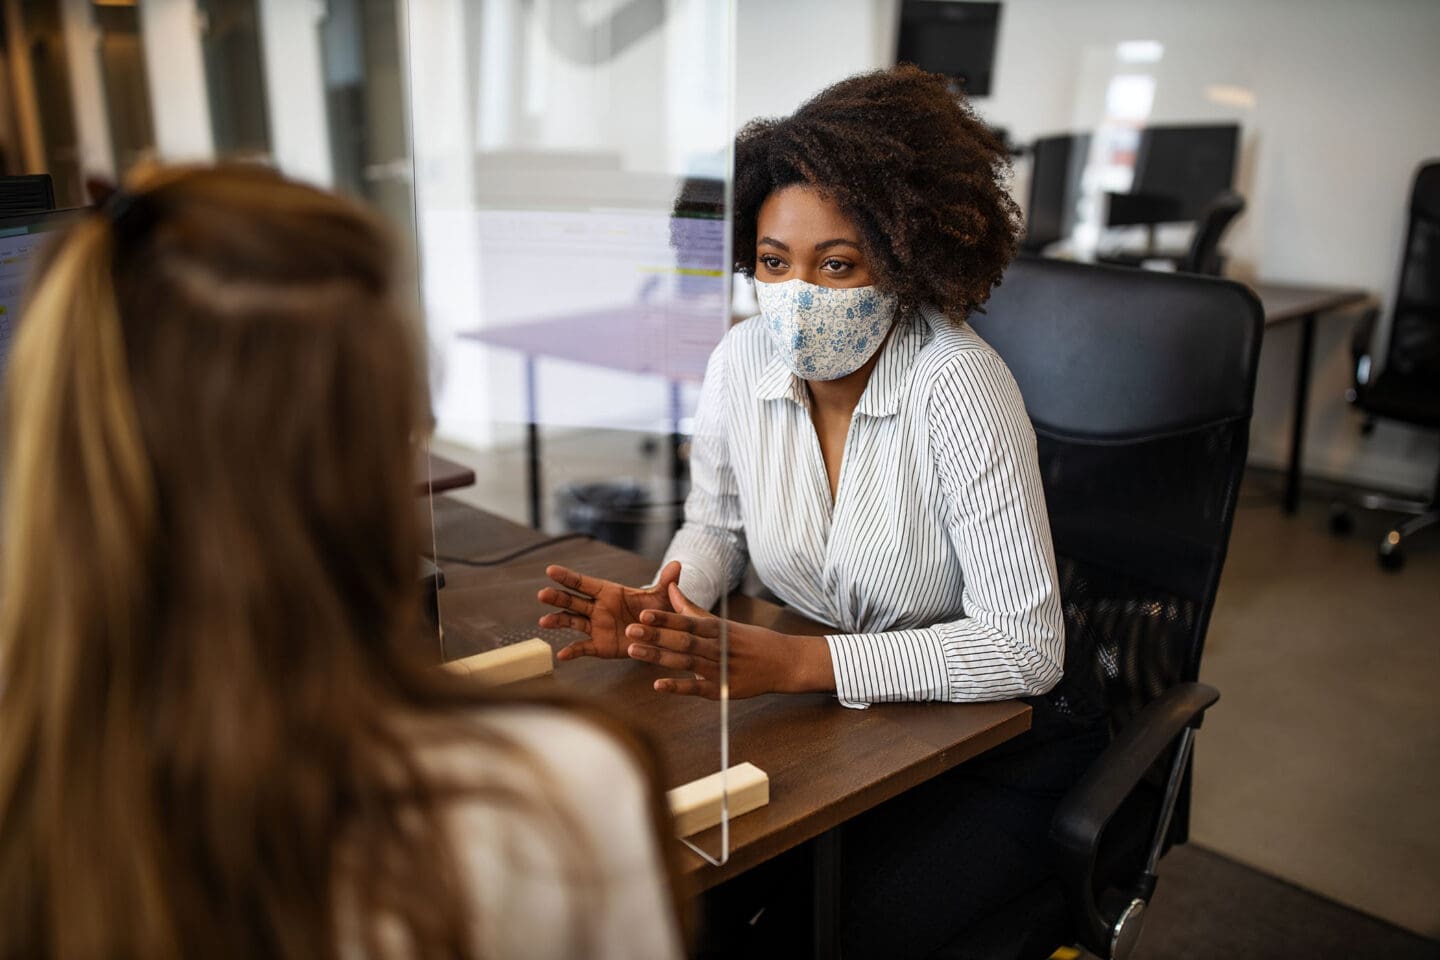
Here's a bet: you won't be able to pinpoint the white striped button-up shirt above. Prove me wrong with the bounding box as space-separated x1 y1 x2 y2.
660 306 1064 708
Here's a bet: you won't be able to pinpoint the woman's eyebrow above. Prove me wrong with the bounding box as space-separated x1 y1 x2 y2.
757 236 790 251
815 238 861 252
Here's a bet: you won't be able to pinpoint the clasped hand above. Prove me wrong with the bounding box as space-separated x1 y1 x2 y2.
537 563 833 699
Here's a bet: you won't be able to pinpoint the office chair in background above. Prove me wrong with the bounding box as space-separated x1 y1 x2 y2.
955 258 1263 960
1178 190 1246 275
0 174 56 216
1329 160 1440 570
1098 189 1246 277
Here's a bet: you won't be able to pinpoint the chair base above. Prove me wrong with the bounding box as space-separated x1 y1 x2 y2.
1329 469 1440 572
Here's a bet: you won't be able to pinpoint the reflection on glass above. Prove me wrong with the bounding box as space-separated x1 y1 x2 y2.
18 0 84 205
320 0 412 230
197 0 270 158
94 2 157 175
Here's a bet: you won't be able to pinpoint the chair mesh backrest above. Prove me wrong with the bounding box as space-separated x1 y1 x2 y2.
1038 422 1248 732
1386 161 1440 381
972 258 1263 736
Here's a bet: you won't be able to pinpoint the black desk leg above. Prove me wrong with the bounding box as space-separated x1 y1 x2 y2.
525 355 542 530
1284 314 1317 515
669 380 685 534
813 829 842 959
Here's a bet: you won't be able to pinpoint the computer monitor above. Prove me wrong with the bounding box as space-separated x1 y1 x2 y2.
0 208 84 390
1024 132 1090 252
1120 123 1240 224
0 175 56 217
895 0 1002 97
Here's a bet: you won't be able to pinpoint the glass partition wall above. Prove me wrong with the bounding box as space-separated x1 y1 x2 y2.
0 0 741 865
409 0 738 863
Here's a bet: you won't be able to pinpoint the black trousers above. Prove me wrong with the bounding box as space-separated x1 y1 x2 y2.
698 700 1109 959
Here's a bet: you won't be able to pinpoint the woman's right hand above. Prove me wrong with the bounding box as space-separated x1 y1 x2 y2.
538 560 682 661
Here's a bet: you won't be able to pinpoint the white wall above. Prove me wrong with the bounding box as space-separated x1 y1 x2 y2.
137 0 214 160
256 0 333 187
59 0 115 181
735 0 1440 494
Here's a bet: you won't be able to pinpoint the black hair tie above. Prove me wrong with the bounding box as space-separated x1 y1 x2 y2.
99 187 138 224
98 187 161 259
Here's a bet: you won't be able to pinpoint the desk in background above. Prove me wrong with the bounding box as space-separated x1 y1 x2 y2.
1248 281 1371 513
427 497 1031 903
462 304 719 530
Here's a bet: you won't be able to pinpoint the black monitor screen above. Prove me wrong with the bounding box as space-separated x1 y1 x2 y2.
1131 124 1239 222
1025 132 1089 251
895 1 1002 97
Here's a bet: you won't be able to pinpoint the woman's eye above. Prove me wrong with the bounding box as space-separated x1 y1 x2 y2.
758 255 786 271
821 258 852 274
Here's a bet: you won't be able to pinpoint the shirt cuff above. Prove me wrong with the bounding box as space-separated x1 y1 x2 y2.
825 629 952 707
648 559 723 613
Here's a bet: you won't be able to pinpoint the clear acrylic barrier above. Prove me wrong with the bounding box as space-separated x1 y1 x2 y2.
407 0 738 864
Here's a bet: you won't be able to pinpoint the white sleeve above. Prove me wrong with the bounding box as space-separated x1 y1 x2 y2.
657 335 748 611
825 350 1064 706
447 711 684 960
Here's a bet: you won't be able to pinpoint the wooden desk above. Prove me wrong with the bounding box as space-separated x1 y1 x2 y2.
428 497 1031 891
415 452 477 496
1249 281 1371 514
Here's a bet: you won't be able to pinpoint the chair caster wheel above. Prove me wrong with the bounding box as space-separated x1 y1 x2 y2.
1378 546 1405 571
1328 506 1353 536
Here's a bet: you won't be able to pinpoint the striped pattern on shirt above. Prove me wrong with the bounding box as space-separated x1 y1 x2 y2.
660 305 1064 708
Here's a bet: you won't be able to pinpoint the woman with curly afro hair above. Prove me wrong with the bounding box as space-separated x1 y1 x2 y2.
538 66 1109 954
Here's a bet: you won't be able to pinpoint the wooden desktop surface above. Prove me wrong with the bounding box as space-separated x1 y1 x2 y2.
416 452 477 496
1249 280 1370 325
428 498 1031 890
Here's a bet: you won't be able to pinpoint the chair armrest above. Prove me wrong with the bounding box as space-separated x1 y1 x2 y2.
1049 682 1219 953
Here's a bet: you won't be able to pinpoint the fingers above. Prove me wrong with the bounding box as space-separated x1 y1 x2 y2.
545 564 606 598
556 639 599 661
625 619 720 662
538 612 591 634
667 581 707 617
536 586 594 617
637 608 722 638
625 642 699 673
656 559 682 590
654 676 721 699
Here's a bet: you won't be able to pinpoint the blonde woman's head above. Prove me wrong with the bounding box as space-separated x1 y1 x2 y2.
0 165 453 959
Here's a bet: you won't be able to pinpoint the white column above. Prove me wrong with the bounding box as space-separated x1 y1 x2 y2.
137 0 214 161
59 0 115 181
255 0 333 186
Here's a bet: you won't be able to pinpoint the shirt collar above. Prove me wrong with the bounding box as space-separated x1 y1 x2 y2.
753 309 936 416
853 311 932 417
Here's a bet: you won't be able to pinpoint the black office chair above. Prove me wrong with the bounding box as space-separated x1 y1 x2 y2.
1178 190 1246 276
955 257 1263 960
1329 160 1440 570
1097 189 1245 277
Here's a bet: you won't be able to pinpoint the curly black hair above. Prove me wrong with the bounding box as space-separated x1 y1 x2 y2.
732 64 1021 320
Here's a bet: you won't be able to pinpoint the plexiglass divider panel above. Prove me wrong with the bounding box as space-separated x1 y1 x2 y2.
409 0 738 864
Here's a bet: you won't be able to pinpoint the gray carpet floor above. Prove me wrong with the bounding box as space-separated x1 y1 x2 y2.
1192 474 1440 938
1137 844 1440 960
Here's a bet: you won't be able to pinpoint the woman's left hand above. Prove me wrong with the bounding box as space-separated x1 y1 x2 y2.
623 583 836 699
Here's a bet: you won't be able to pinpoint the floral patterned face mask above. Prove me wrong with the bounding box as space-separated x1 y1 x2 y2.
754 278 900 381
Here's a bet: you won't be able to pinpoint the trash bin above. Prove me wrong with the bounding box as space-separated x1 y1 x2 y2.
557 481 653 551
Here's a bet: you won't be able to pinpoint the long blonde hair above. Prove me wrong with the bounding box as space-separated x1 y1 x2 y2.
0 165 680 958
